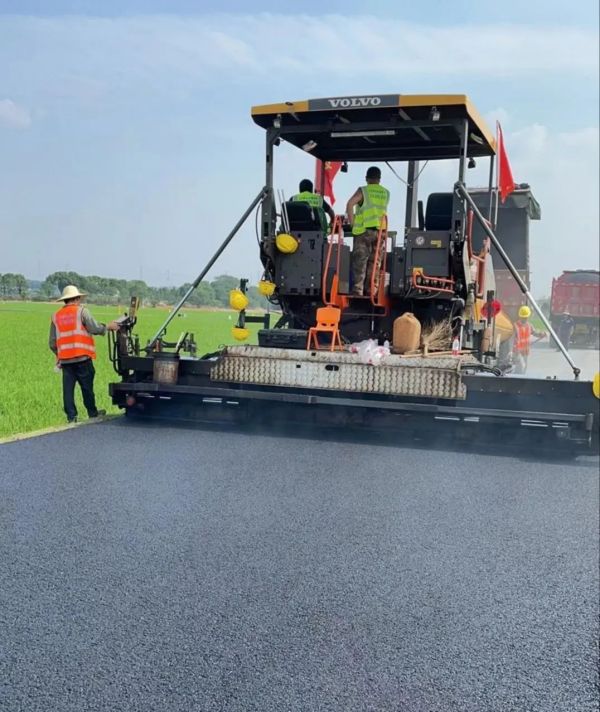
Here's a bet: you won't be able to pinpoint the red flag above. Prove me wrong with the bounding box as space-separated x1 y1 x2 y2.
497 122 515 203
315 160 343 205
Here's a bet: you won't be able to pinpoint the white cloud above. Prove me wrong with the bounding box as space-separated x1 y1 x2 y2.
507 124 599 294
0 99 31 129
485 107 511 129
0 13 597 291
409 120 599 294
0 14 597 106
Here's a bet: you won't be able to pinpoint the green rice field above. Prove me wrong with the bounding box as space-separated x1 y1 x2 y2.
0 301 262 438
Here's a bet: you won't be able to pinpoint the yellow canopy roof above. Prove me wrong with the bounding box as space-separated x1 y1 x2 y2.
251 94 496 162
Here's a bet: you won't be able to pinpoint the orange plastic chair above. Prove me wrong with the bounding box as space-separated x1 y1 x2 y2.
306 306 343 351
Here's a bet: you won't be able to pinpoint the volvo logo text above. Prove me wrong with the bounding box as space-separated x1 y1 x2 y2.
327 96 383 108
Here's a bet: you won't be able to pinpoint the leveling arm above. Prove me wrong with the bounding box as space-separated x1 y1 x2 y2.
147 187 268 351
455 182 580 380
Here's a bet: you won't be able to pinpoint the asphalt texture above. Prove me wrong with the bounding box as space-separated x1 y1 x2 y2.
1 420 598 712
526 346 599 381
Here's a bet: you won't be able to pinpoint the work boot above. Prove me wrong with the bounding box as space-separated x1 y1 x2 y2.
88 409 106 419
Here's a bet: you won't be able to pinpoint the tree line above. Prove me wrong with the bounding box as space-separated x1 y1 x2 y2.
0 271 269 309
0 273 29 298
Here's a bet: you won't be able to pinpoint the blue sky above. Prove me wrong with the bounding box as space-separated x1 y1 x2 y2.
0 1 598 293
1 0 598 25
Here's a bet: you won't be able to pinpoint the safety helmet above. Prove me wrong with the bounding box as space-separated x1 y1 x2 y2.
518 305 531 319
257 280 276 297
275 233 298 254
231 326 250 341
229 289 249 311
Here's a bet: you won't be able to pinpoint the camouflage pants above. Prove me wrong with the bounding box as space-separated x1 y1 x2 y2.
351 229 382 295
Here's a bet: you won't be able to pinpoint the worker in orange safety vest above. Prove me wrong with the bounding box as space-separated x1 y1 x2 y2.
49 285 120 423
513 305 546 374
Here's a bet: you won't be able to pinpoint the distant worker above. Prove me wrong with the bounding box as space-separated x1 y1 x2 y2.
49 285 120 423
292 179 335 228
345 166 390 296
512 305 546 374
557 311 575 351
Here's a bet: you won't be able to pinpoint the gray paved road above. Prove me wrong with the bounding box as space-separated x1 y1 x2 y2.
1 421 598 712
527 347 599 381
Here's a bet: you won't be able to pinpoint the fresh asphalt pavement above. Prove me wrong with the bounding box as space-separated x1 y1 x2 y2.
0 419 598 712
526 346 599 381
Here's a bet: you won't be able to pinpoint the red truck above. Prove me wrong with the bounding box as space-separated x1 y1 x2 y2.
550 270 600 348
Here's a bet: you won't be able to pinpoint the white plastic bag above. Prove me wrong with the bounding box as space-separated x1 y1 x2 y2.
348 339 371 355
369 345 390 366
358 339 376 364
350 339 390 366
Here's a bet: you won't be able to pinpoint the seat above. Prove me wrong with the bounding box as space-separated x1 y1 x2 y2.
284 201 326 232
425 192 453 231
306 306 343 351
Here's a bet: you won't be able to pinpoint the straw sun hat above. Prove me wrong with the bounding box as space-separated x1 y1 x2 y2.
55 285 87 302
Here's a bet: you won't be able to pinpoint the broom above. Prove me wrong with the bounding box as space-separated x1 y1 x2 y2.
420 319 453 356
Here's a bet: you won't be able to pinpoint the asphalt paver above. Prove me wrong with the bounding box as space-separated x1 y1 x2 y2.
1 420 598 711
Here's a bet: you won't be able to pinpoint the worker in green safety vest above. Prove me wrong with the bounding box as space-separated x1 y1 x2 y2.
345 166 390 296
291 179 335 230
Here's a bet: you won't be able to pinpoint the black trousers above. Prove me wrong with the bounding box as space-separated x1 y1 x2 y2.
61 359 98 420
